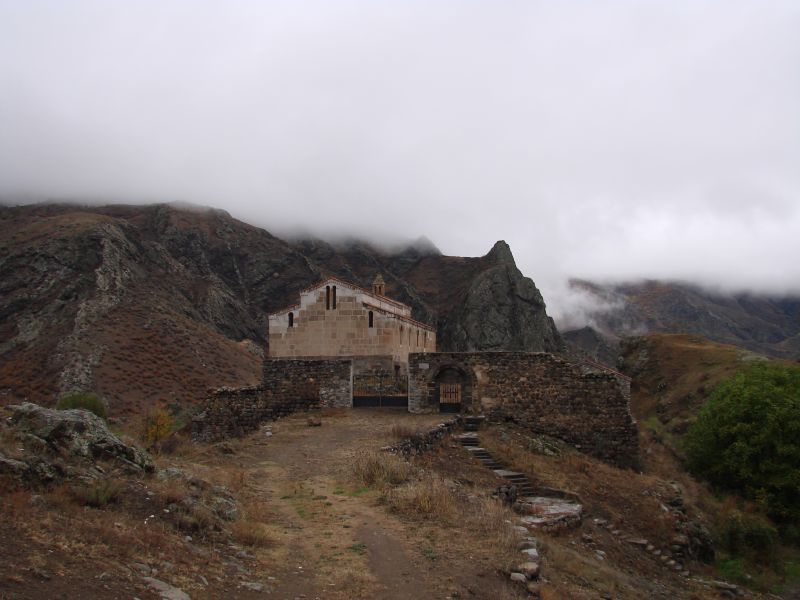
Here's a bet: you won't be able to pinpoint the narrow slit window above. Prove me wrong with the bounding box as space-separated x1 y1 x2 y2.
332 285 337 309
368 311 374 328
326 285 330 310
288 312 294 327
417 331 419 346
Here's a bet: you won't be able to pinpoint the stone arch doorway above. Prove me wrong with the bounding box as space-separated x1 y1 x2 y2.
434 366 470 413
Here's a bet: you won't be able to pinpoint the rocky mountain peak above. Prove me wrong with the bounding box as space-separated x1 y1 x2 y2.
485 240 516 265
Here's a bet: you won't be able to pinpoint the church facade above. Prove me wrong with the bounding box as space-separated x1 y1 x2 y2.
268 275 436 365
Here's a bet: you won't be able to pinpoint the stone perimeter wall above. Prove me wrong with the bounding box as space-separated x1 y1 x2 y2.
408 352 638 468
191 359 352 442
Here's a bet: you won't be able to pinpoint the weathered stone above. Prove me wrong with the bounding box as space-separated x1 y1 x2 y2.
517 497 583 531
408 352 637 468
520 548 540 560
384 418 460 458
518 561 540 579
192 358 352 442
142 576 191 600
8 403 153 473
443 241 562 353
509 572 527 583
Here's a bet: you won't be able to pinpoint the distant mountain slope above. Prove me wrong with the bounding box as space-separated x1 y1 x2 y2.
570 279 800 360
0 202 561 415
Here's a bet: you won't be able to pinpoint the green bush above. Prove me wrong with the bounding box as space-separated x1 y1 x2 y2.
717 508 779 564
56 392 107 420
684 362 800 525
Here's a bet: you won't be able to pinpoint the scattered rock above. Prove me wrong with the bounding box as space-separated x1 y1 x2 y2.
211 496 238 521
241 581 264 591
510 572 527 583
8 403 153 473
520 548 540 560
517 497 583 531
30 567 52 580
142 576 191 600
518 561 540 580
130 563 151 575
306 416 322 427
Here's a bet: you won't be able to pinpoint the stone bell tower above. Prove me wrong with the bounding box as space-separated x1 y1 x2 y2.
372 273 385 296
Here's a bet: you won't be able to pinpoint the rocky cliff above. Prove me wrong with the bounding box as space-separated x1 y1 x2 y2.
0 202 562 415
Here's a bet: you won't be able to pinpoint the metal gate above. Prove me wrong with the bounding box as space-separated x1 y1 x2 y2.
353 375 408 408
439 383 461 413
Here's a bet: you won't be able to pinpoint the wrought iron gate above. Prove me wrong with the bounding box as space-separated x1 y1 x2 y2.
439 383 461 413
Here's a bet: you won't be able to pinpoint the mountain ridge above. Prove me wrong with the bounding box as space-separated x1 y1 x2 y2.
567 278 800 360
0 202 562 414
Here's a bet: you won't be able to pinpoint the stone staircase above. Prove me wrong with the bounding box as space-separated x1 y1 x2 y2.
454 419 583 533
455 420 538 497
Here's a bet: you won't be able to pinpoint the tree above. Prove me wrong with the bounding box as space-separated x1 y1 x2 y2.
684 362 800 525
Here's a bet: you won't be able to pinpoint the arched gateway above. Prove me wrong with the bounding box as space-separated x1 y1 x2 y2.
433 366 470 413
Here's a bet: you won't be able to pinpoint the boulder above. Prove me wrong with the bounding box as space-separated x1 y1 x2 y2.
8 403 153 473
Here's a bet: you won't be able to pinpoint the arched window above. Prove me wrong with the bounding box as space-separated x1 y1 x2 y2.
288 312 294 327
325 285 331 310
332 285 337 309
368 311 374 328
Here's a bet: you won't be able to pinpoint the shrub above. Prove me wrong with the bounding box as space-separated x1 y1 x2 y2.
386 475 457 522
141 408 176 449
684 362 800 525
716 504 779 564
56 392 107 420
72 479 123 507
351 451 413 487
230 521 274 548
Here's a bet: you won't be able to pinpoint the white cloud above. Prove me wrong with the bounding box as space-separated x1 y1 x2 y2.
1 0 798 314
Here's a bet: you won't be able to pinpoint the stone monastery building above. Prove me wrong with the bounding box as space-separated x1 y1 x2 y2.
193 274 639 468
268 275 436 365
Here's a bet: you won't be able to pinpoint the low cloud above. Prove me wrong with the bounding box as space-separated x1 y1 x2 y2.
1 1 798 317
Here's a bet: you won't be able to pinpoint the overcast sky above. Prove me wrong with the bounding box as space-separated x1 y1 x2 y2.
1 1 798 319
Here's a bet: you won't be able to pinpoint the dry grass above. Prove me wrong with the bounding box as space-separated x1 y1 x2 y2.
389 423 423 439
385 474 458 522
351 451 413 487
69 478 125 508
230 520 275 548
153 478 189 505
481 427 682 545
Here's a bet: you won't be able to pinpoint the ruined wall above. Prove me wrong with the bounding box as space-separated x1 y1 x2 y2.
408 352 638 468
262 358 352 408
191 358 352 442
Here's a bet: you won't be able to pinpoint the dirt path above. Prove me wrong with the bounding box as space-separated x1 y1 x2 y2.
222 409 450 600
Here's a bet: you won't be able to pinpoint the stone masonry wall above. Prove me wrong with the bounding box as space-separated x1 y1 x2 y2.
191 359 352 442
408 352 638 468
269 283 435 364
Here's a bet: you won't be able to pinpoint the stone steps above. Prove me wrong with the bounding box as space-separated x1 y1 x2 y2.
463 415 486 432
